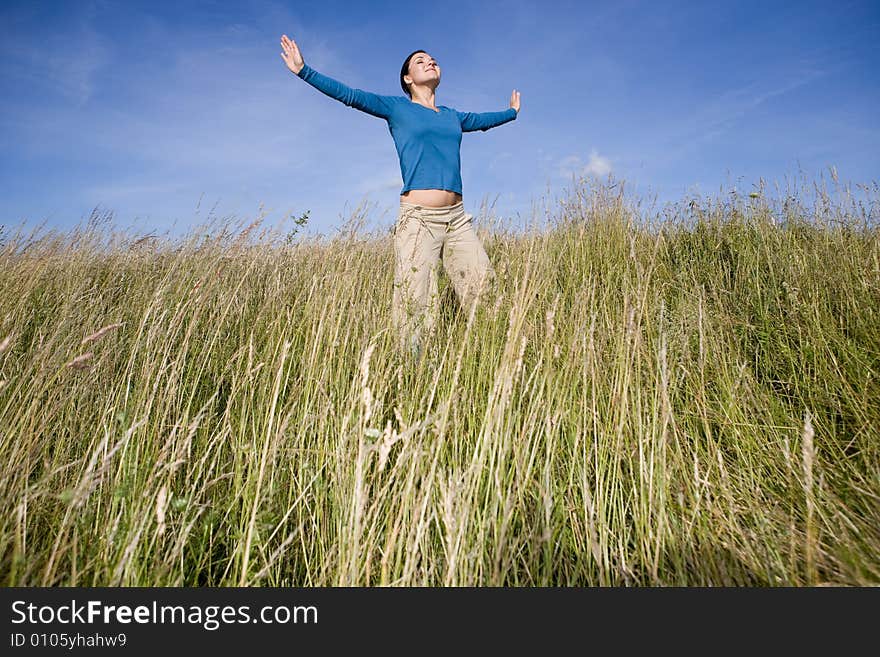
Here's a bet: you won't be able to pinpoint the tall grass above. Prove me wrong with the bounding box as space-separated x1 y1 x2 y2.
1 173 877 585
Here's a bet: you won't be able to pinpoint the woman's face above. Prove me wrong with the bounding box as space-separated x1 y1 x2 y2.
405 52 441 90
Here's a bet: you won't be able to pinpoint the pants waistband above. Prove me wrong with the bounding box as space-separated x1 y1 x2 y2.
399 200 465 217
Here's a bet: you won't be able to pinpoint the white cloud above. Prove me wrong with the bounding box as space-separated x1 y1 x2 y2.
585 149 612 176
556 149 612 179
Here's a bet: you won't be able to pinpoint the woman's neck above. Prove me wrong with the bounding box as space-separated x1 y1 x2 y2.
410 88 437 108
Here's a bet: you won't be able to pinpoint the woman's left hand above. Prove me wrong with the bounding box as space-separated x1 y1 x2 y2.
509 89 521 113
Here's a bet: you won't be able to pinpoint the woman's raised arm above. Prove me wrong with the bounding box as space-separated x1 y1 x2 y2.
457 90 521 132
280 34 396 120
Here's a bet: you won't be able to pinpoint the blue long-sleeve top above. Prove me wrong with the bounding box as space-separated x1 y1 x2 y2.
295 63 517 195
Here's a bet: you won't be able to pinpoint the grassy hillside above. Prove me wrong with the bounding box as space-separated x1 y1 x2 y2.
1 177 877 585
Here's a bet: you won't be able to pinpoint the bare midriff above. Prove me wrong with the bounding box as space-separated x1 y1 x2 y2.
400 189 463 207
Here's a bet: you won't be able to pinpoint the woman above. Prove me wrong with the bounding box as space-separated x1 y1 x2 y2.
280 34 521 360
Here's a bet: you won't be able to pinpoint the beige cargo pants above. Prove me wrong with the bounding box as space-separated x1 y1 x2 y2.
392 201 495 359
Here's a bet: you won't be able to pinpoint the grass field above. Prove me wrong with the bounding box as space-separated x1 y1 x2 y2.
1 175 878 586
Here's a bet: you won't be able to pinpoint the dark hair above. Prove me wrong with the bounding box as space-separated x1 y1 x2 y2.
400 49 429 98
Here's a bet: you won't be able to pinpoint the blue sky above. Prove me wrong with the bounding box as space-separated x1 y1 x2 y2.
1 0 878 239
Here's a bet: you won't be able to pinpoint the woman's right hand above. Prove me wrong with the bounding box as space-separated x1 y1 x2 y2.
280 34 305 75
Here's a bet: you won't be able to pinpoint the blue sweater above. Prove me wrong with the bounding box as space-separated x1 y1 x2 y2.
295 63 517 195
